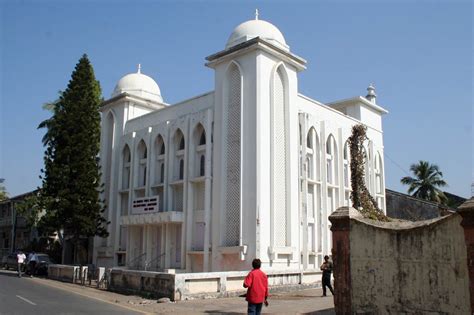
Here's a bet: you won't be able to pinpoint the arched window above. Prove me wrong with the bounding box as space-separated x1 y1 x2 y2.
326 134 339 216
343 141 350 188
193 124 207 178
362 146 369 187
375 152 383 194
343 141 351 206
199 131 206 146
155 135 165 185
122 145 131 189
326 135 338 185
137 140 147 187
160 142 165 155
174 129 185 181
375 152 384 210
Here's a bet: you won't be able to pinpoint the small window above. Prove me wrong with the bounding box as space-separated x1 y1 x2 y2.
179 137 185 150
179 159 184 180
160 163 165 183
160 143 165 155
200 155 205 176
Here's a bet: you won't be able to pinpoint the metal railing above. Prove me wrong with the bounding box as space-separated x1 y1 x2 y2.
128 252 146 270
144 252 166 271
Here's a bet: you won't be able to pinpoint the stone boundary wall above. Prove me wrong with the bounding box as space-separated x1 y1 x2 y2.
108 268 322 301
329 206 473 314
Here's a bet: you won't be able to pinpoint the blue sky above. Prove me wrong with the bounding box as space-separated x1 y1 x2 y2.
1 0 472 198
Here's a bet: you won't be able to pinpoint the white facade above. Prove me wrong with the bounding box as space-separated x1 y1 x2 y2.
94 16 388 272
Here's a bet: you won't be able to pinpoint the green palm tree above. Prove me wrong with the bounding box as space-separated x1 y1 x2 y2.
401 160 448 204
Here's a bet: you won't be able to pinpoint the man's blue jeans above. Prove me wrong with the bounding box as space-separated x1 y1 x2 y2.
247 302 263 315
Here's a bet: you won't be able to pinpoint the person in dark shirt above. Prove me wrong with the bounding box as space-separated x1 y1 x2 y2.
320 255 334 297
243 258 269 315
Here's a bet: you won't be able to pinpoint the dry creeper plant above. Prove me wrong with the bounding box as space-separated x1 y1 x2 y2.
348 124 389 221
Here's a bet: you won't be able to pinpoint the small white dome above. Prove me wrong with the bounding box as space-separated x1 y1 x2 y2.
112 68 163 103
226 19 288 50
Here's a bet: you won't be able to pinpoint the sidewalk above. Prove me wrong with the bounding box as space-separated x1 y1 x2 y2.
30 272 335 314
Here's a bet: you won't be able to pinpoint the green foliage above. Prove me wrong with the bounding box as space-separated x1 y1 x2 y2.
16 193 43 230
401 160 448 204
349 125 389 221
0 179 7 201
38 54 109 251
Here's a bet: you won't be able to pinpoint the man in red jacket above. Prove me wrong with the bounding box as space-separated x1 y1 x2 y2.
243 258 269 315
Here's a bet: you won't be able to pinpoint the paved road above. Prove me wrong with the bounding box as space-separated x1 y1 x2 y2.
0 270 140 315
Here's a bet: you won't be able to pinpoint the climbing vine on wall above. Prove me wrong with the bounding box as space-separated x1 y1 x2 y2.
348 124 389 221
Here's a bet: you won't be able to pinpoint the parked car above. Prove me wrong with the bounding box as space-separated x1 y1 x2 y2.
3 252 26 272
34 253 53 275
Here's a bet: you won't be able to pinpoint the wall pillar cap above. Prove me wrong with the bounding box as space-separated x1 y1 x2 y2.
458 197 474 213
329 206 362 223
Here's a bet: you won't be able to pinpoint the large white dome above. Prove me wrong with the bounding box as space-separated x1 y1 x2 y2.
226 19 288 50
112 68 163 103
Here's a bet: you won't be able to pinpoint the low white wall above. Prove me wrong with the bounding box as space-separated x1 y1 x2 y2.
48 264 79 283
109 268 322 301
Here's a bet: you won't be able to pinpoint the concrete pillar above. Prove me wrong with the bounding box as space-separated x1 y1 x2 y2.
203 108 213 272
328 206 357 315
300 114 309 269
458 197 474 313
320 122 328 255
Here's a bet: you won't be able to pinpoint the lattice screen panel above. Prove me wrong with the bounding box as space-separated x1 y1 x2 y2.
174 185 184 212
273 68 288 247
224 64 241 246
194 182 205 211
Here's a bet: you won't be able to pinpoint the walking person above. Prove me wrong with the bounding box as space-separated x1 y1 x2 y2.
27 251 38 277
16 250 26 278
320 255 334 296
243 258 269 315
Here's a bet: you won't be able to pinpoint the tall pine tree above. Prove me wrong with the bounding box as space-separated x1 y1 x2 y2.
39 54 108 264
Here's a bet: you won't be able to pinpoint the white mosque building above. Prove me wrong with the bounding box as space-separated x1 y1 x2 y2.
94 13 388 273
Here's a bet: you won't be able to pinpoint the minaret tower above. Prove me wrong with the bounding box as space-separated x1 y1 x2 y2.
206 12 306 271
94 65 166 267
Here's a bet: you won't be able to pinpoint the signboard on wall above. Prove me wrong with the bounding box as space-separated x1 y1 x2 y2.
131 196 159 215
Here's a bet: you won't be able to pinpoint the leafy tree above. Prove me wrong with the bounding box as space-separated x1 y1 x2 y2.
401 160 448 204
0 178 7 201
38 54 108 264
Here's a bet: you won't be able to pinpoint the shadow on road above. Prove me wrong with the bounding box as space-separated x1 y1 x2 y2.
0 269 23 278
204 312 242 314
303 308 336 315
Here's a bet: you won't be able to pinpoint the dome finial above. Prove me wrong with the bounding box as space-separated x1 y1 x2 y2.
255 8 259 20
366 83 377 104
137 63 141 74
